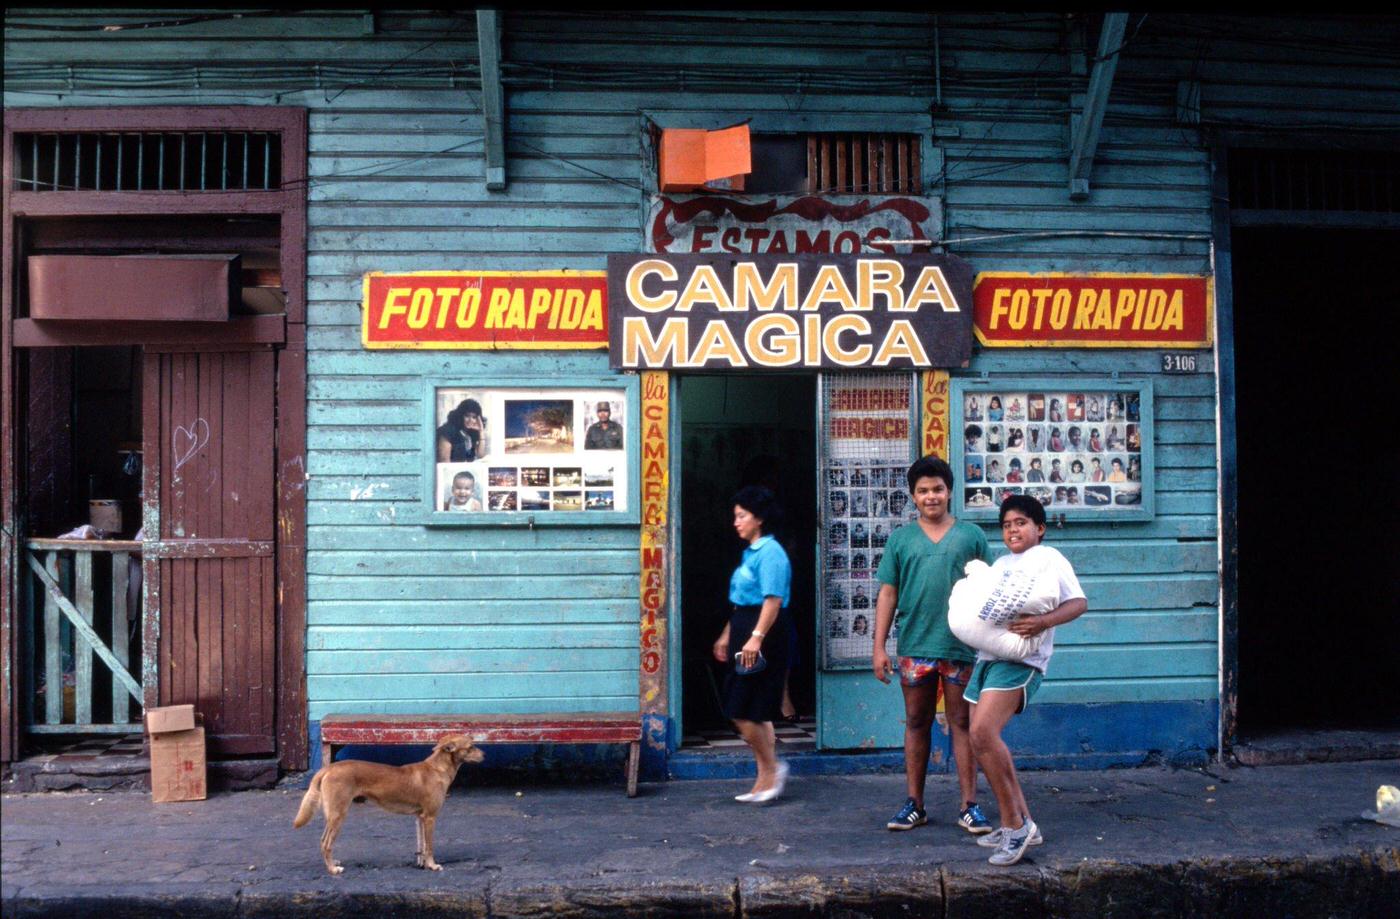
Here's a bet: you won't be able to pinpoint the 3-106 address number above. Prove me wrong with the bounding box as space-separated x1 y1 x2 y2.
1161 352 1201 373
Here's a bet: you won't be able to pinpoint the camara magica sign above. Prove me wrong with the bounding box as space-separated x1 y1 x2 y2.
607 254 975 371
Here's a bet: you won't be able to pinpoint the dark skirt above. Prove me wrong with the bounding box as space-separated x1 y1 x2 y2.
721 604 794 724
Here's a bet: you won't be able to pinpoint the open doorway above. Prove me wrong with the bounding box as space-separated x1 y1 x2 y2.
22 346 145 735
678 375 817 742
1232 227 1400 734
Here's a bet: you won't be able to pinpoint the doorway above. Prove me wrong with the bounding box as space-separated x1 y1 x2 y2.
678 375 817 740
1232 227 1400 733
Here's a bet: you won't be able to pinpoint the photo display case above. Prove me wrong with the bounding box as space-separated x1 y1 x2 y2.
427 380 636 524
951 378 1153 522
818 372 918 669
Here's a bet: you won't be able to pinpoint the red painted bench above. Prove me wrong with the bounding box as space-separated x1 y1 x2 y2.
319 712 643 797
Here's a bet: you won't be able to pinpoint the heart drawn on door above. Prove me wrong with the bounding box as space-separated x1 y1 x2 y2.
172 418 211 471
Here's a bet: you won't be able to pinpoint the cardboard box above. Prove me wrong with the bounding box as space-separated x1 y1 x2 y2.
145 704 207 803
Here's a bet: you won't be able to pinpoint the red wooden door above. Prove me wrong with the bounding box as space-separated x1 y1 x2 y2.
146 349 277 756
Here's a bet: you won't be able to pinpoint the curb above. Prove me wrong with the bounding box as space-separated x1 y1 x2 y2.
4 849 1396 918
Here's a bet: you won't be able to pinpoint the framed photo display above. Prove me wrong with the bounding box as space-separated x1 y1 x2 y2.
427 379 637 524
951 378 1153 521
818 372 915 669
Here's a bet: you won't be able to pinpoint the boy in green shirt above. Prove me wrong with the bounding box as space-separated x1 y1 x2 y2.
873 456 993 834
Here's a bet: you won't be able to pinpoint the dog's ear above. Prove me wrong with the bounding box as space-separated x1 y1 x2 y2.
440 740 456 754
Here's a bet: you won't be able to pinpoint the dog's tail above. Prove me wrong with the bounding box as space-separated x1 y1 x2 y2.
293 769 325 828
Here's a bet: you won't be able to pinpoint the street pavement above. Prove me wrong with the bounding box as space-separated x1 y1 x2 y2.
3 758 1397 917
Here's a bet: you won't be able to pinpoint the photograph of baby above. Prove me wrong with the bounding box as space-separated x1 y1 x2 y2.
440 464 484 512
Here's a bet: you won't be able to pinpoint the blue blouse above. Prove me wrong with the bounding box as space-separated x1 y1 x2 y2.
728 535 792 608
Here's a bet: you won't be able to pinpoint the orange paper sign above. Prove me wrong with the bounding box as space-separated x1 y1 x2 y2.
362 271 607 349
973 273 1212 348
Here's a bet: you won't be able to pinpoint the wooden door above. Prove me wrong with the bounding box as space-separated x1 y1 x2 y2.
145 349 277 756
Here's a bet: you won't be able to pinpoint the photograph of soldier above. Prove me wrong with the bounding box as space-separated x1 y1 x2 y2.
584 400 624 450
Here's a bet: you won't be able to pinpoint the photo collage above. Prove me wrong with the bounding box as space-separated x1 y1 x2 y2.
434 387 627 514
821 374 913 666
962 389 1143 513
824 460 909 664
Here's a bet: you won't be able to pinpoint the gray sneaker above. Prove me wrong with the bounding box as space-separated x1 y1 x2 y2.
988 819 1039 866
976 822 1045 848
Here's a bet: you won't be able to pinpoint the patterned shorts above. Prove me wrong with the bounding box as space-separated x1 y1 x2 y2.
898 656 974 688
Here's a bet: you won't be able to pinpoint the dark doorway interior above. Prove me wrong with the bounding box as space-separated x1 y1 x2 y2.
1232 227 1400 731
679 375 817 734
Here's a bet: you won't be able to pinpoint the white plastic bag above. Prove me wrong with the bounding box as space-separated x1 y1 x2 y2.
947 559 1059 660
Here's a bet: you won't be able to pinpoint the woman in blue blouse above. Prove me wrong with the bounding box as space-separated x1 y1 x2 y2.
711 486 795 803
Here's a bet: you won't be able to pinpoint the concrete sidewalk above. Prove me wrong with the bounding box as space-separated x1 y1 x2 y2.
3 759 1397 918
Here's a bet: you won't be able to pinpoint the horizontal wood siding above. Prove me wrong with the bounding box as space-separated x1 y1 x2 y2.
8 10 1396 724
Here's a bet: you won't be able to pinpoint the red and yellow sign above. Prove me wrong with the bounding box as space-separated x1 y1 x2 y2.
639 371 669 714
362 270 607 349
973 273 1212 348
921 370 950 460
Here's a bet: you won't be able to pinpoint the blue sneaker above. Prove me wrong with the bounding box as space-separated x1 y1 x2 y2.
988 818 1038 866
886 797 927 830
957 803 994 835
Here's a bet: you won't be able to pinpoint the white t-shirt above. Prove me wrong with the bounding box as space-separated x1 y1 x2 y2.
977 543 1085 673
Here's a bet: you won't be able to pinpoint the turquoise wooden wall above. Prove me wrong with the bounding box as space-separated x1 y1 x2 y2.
7 11 1397 739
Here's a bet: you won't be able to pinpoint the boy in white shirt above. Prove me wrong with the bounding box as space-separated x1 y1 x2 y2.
965 495 1087 866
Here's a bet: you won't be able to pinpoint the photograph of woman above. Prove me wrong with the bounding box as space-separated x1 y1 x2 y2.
1088 428 1104 452
987 395 1004 421
1048 427 1065 452
1049 458 1065 483
711 486 796 804
436 397 486 462
1006 427 1025 451
1106 425 1126 451
1049 397 1065 423
1068 458 1087 483
1090 457 1106 483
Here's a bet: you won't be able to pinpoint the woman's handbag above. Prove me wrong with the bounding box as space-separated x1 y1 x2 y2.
733 651 768 675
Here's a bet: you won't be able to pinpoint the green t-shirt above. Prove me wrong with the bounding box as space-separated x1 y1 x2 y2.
876 519 990 662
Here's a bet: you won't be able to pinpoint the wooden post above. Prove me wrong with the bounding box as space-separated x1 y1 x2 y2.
111 551 130 723
43 553 61 724
74 551 93 725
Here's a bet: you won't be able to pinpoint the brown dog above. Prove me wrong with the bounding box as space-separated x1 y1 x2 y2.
293 734 484 875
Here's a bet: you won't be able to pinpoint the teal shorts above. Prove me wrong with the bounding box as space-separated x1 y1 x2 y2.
963 660 1043 714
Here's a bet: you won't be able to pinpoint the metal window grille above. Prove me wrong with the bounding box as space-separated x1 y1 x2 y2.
818 372 919 669
14 132 282 192
808 134 922 195
1228 148 1399 213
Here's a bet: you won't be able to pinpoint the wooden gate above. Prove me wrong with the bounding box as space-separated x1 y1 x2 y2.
145 349 278 756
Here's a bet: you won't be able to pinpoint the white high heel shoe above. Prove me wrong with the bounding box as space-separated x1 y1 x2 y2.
734 791 758 802
748 761 789 804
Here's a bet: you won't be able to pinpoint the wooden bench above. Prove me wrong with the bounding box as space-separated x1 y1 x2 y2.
319 712 643 796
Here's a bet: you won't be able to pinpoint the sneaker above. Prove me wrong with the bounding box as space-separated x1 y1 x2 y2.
988 819 1039 866
977 822 1044 848
957 803 994 835
886 797 927 831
